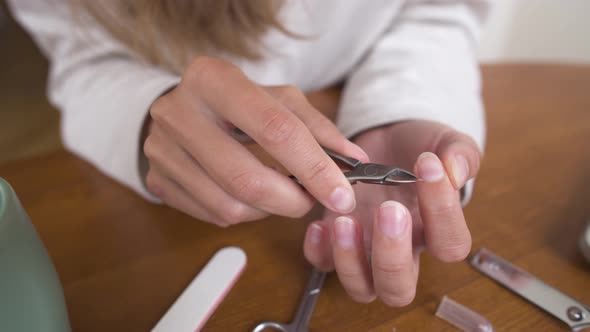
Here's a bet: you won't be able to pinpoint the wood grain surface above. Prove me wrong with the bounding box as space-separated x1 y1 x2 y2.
1 64 589 331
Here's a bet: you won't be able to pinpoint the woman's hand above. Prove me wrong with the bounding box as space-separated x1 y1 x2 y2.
143 57 367 226
303 120 481 306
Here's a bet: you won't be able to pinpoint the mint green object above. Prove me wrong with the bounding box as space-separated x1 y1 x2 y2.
0 178 71 332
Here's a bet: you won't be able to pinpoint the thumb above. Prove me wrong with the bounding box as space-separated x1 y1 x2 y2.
435 131 482 190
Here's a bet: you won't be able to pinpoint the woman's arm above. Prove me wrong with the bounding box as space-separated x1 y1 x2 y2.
8 1 367 224
337 0 490 204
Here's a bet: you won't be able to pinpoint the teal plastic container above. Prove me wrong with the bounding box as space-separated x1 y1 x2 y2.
0 178 71 332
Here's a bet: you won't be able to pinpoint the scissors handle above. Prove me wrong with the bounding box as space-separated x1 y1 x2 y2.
252 322 289 332
470 248 590 331
321 147 362 168
290 269 327 331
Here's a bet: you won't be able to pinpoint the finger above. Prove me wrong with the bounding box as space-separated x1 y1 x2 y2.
413 250 421 279
331 216 375 303
145 169 222 226
264 86 369 163
303 220 334 271
372 201 416 307
415 152 472 262
150 88 313 218
184 57 356 214
436 131 482 190
144 125 268 225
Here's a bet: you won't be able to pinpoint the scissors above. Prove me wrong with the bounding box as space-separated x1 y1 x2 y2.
290 147 418 187
470 248 590 332
252 269 327 332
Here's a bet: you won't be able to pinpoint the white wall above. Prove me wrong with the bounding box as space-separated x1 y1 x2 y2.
479 0 590 64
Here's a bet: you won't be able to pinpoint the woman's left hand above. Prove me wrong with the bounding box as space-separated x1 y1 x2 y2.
303 120 482 306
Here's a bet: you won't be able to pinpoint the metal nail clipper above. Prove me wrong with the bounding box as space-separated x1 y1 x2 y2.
290 147 418 187
470 248 590 332
230 127 418 186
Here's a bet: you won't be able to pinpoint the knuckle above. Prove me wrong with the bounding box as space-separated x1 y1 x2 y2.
307 113 332 132
432 200 459 219
260 109 299 145
337 268 363 284
185 56 238 87
283 84 302 96
218 202 268 226
437 239 472 262
150 93 170 115
304 157 333 183
228 171 266 204
142 136 160 161
288 201 314 218
380 290 416 307
276 85 303 103
220 203 249 225
185 56 218 83
149 98 178 129
149 96 168 122
373 261 406 281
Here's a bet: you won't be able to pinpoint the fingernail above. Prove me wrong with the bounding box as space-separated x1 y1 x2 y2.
379 201 408 239
451 154 469 188
334 216 355 248
329 186 356 213
308 224 323 245
416 152 444 182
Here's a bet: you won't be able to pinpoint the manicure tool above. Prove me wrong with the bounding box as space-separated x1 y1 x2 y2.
580 219 590 264
252 269 327 332
152 247 247 332
230 127 418 187
470 248 590 332
291 147 418 187
230 127 418 186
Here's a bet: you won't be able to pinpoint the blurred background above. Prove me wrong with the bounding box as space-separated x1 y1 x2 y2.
1 0 589 165
479 0 590 63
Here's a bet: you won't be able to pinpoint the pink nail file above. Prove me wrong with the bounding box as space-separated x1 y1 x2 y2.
151 247 247 332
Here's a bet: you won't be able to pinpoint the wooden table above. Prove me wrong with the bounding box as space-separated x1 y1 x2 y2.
2 65 590 331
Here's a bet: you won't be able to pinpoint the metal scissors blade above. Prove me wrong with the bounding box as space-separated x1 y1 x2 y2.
470 248 590 332
252 269 327 332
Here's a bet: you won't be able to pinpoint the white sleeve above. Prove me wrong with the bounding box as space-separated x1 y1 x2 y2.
7 0 180 201
336 0 490 205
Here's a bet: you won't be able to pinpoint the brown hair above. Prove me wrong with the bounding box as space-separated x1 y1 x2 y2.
72 1 290 73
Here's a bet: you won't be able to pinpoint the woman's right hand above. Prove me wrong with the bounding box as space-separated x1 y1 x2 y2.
143 57 368 226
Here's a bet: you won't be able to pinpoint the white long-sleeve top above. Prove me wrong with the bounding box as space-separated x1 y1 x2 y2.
8 0 489 202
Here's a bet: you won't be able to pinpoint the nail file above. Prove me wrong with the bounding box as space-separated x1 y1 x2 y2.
151 247 247 332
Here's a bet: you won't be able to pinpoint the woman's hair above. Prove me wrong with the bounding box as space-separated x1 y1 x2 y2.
73 1 290 73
